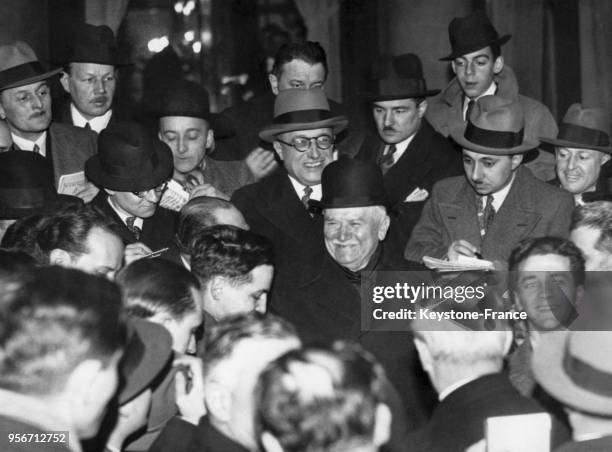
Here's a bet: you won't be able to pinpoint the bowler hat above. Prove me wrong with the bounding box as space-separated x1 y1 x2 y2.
0 151 82 220
118 320 173 404
310 158 390 210
533 330 612 416
451 95 538 155
365 54 440 101
440 10 511 61
540 104 612 153
64 23 128 66
85 123 173 192
0 41 62 91
259 89 348 143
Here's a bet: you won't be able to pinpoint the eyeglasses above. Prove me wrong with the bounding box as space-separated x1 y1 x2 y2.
276 134 334 152
132 181 168 199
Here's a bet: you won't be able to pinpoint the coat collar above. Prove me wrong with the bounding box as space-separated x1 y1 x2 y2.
440 65 521 107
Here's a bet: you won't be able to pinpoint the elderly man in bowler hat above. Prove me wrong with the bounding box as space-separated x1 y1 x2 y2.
86 124 177 262
0 41 98 201
55 23 130 132
426 10 557 182
540 104 612 204
406 96 573 265
356 53 461 254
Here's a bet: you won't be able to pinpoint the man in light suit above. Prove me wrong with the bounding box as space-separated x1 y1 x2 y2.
0 41 98 202
405 95 573 266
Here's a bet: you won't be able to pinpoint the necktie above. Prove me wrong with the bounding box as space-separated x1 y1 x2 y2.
84 122 92 131
32 144 40 154
465 99 475 121
380 144 397 174
477 195 495 237
126 216 142 240
301 186 313 210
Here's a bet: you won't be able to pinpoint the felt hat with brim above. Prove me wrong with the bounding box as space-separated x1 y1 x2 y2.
533 330 612 416
62 22 129 66
440 10 511 61
259 89 348 143
363 53 440 101
309 158 390 210
540 103 612 153
0 150 82 220
0 41 62 91
451 95 538 155
118 320 173 405
86 123 173 192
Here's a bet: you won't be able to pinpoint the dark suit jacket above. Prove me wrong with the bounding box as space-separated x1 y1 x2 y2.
355 119 462 255
405 166 575 263
202 158 255 197
52 94 131 130
556 436 612 451
186 416 248 452
90 192 178 251
0 416 70 452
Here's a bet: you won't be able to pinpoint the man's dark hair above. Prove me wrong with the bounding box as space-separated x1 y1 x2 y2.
0 214 50 264
489 43 502 60
255 342 387 452
176 197 244 255
116 258 200 320
571 201 612 254
0 267 126 395
508 236 586 290
37 205 120 262
271 41 328 79
0 248 37 273
190 225 273 286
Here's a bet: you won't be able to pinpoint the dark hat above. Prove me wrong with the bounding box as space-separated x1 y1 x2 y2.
64 23 128 66
259 89 348 143
540 104 612 153
310 158 390 210
365 54 440 101
85 123 173 192
440 10 511 61
0 41 62 91
118 320 173 405
451 95 538 155
0 150 82 220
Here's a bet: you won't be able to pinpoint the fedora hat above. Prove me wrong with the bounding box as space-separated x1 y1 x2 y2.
540 104 612 153
0 150 82 220
0 41 62 91
309 158 390 210
118 320 173 404
64 23 129 66
365 54 440 101
440 10 511 61
533 330 612 416
259 89 348 143
451 95 538 155
85 123 173 192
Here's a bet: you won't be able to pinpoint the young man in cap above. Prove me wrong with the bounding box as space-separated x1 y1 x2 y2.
406 96 574 265
85 124 177 261
0 41 98 202
356 53 462 253
426 10 558 181
541 104 612 204
56 23 130 132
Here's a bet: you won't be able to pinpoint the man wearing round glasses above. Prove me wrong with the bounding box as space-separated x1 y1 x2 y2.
86 123 177 262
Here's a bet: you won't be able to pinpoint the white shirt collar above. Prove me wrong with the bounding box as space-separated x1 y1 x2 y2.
481 172 516 212
107 196 144 230
464 82 497 117
11 131 47 156
384 133 416 165
288 175 322 203
70 103 112 133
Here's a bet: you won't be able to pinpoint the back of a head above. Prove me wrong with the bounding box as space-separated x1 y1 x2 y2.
256 342 388 452
0 213 51 264
571 201 612 253
0 248 37 273
271 41 328 78
0 267 126 395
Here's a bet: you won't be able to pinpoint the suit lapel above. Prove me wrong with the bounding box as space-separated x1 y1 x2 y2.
92 193 137 244
439 180 482 248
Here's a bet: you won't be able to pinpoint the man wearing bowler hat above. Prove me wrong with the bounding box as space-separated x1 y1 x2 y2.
55 23 130 132
356 53 462 253
86 124 177 261
540 104 612 205
427 10 558 182
0 41 98 201
406 96 573 265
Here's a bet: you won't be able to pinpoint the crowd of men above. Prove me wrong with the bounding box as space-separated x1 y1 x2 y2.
0 9 612 452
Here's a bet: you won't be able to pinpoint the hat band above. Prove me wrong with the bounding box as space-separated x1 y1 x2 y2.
0 61 48 88
321 195 386 207
100 152 159 180
464 122 524 148
563 346 612 397
273 109 334 125
0 187 48 209
559 123 610 147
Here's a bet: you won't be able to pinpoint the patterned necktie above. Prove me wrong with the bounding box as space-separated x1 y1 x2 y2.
477 195 495 237
84 122 92 131
126 216 142 240
380 144 397 174
32 144 40 154
465 99 475 121
301 186 313 210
